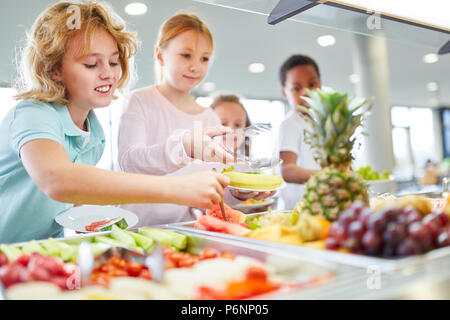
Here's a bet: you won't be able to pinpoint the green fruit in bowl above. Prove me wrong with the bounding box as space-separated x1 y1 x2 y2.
356 165 390 181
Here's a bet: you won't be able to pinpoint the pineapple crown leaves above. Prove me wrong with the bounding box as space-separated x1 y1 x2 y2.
296 88 372 167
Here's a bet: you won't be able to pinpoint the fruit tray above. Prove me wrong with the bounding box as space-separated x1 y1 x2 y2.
166 213 450 274
8 227 347 299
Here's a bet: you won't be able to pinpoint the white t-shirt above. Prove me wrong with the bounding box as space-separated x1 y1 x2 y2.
278 111 320 210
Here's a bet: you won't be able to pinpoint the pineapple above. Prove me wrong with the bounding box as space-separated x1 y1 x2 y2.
293 89 371 221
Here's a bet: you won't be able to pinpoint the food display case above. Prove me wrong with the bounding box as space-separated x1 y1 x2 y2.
2 222 450 299
1 226 358 300
1 1 449 302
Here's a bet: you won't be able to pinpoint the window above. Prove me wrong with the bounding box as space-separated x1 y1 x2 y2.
0 87 18 122
391 106 436 179
440 109 450 159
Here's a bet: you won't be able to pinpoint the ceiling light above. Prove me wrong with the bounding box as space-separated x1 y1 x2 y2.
423 53 438 64
125 3 148 16
349 74 360 84
202 82 216 92
317 35 336 47
426 81 439 92
248 63 265 74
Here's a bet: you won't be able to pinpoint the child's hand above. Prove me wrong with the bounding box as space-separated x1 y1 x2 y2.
183 126 236 163
173 171 230 208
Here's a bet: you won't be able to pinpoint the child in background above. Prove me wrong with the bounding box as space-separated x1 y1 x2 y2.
278 54 322 210
0 2 229 244
210 93 250 160
118 13 269 224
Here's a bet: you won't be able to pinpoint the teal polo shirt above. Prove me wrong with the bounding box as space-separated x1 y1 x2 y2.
0 100 105 244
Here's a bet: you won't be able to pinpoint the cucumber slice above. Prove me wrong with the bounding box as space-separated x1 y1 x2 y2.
0 244 23 263
92 236 144 254
99 217 129 232
57 242 78 262
138 227 187 250
89 243 110 257
124 230 155 252
40 238 62 257
20 240 46 255
63 237 94 246
110 225 136 247
115 218 129 230
94 235 127 248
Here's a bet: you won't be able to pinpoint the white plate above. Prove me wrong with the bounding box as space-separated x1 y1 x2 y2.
227 182 285 193
55 205 138 233
234 198 275 210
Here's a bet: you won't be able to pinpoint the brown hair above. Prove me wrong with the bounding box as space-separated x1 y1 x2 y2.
279 54 321 87
15 1 138 105
210 94 251 127
154 12 213 84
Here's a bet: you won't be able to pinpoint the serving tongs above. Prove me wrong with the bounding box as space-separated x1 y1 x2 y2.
218 123 272 137
77 242 165 287
212 168 229 222
215 123 281 170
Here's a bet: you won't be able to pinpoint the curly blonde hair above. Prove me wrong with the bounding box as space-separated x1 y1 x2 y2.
15 1 138 105
154 12 213 84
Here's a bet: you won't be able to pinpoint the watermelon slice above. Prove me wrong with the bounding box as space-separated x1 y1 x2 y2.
196 215 250 236
193 221 207 231
206 203 245 224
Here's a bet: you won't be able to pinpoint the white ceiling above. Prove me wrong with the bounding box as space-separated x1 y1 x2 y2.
0 0 449 107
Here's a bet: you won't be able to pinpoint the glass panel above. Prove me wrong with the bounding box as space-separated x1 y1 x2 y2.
242 99 285 133
196 96 285 133
195 0 449 51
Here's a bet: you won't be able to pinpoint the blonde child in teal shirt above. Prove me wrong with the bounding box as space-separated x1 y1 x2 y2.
0 1 231 244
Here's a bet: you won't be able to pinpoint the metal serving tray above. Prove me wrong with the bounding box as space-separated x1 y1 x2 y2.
166 212 450 274
9 226 353 299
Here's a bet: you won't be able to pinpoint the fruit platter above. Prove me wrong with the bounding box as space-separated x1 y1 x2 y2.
167 194 450 273
0 225 339 300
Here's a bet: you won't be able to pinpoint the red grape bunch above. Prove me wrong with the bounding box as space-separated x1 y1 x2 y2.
325 201 450 257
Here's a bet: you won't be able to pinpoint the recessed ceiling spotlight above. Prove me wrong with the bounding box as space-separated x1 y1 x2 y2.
125 3 148 16
202 82 216 92
423 53 438 64
349 74 360 84
248 63 265 74
317 35 336 47
426 81 439 92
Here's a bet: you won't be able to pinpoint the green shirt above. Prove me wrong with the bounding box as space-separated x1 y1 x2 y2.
0 100 105 244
